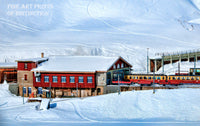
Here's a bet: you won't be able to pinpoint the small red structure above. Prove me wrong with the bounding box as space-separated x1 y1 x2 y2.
0 62 17 83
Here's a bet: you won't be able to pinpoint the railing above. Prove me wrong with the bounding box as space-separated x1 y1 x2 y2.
155 48 200 57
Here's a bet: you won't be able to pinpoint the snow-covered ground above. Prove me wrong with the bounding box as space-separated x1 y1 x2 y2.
1 82 200 126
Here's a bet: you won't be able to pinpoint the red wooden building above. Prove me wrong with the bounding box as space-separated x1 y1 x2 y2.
0 62 17 83
17 55 132 98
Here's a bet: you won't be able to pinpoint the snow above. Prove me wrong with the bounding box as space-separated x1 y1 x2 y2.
39 99 50 110
32 55 119 72
1 81 200 125
189 18 200 24
157 61 200 75
17 57 48 62
0 62 17 68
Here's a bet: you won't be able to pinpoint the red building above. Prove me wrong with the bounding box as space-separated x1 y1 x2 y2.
17 55 132 98
0 62 17 83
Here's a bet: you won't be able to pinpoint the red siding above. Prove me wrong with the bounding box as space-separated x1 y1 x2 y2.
18 62 37 71
33 73 96 88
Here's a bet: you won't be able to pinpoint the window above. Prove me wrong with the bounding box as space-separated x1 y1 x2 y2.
157 77 161 80
139 77 143 79
162 77 165 80
136 77 138 79
24 74 27 81
113 65 116 69
117 64 120 69
133 77 135 79
121 63 124 68
187 77 190 80
169 77 171 80
53 76 58 83
36 76 41 82
177 77 180 80
44 76 49 83
87 76 93 83
182 77 185 80
144 77 147 79
38 87 43 94
24 63 28 69
79 76 84 83
191 77 194 80
28 87 31 94
23 87 26 94
173 77 176 80
61 76 66 83
70 76 75 83
148 77 151 79
197 77 199 80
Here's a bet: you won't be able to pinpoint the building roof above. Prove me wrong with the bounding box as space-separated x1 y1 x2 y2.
32 56 126 72
16 57 48 63
0 62 17 68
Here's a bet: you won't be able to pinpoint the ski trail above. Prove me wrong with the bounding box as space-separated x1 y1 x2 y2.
0 102 8 107
0 103 28 110
69 101 100 123
87 0 199 47
0 18 39 32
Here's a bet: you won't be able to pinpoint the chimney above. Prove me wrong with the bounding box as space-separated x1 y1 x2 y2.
41 52 44 58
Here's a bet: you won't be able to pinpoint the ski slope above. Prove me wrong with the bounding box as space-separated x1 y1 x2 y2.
0 81 200 125
0 0 200 72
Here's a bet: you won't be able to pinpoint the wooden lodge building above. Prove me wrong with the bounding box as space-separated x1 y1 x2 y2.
17 55 132 98
0 62 17 83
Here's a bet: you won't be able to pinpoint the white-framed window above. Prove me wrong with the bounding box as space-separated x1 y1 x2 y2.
70 76 75 83
79 76 84 83
28 87 32 94
61 76 66 83
117 64 120 69
44 76 49 83
53 76 58 83
24 63 28 69
113 65 116 69
87 76 93 83
36 76 41 82
121 63 124 68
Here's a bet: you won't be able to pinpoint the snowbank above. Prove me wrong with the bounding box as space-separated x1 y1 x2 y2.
157 61 200 75
0 82 200 125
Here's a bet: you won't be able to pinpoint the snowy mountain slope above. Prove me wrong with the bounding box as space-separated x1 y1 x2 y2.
0 0 200 71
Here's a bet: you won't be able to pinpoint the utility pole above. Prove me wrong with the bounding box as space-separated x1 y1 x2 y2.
153 68 155 94
118 73 120 95
162 53 164 74
178 61 180 76
76 83 78 97
147 48 149 74
22 78 24 104
49 82 51 101
193 56 196 75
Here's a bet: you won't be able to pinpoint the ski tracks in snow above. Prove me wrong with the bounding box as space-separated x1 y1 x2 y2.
86 0 199 47
69 101 100 123
0 18 39 32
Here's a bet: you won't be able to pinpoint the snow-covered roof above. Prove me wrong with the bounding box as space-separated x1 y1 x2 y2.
17 57 48 62
0 62 17 68
32 56 120 72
